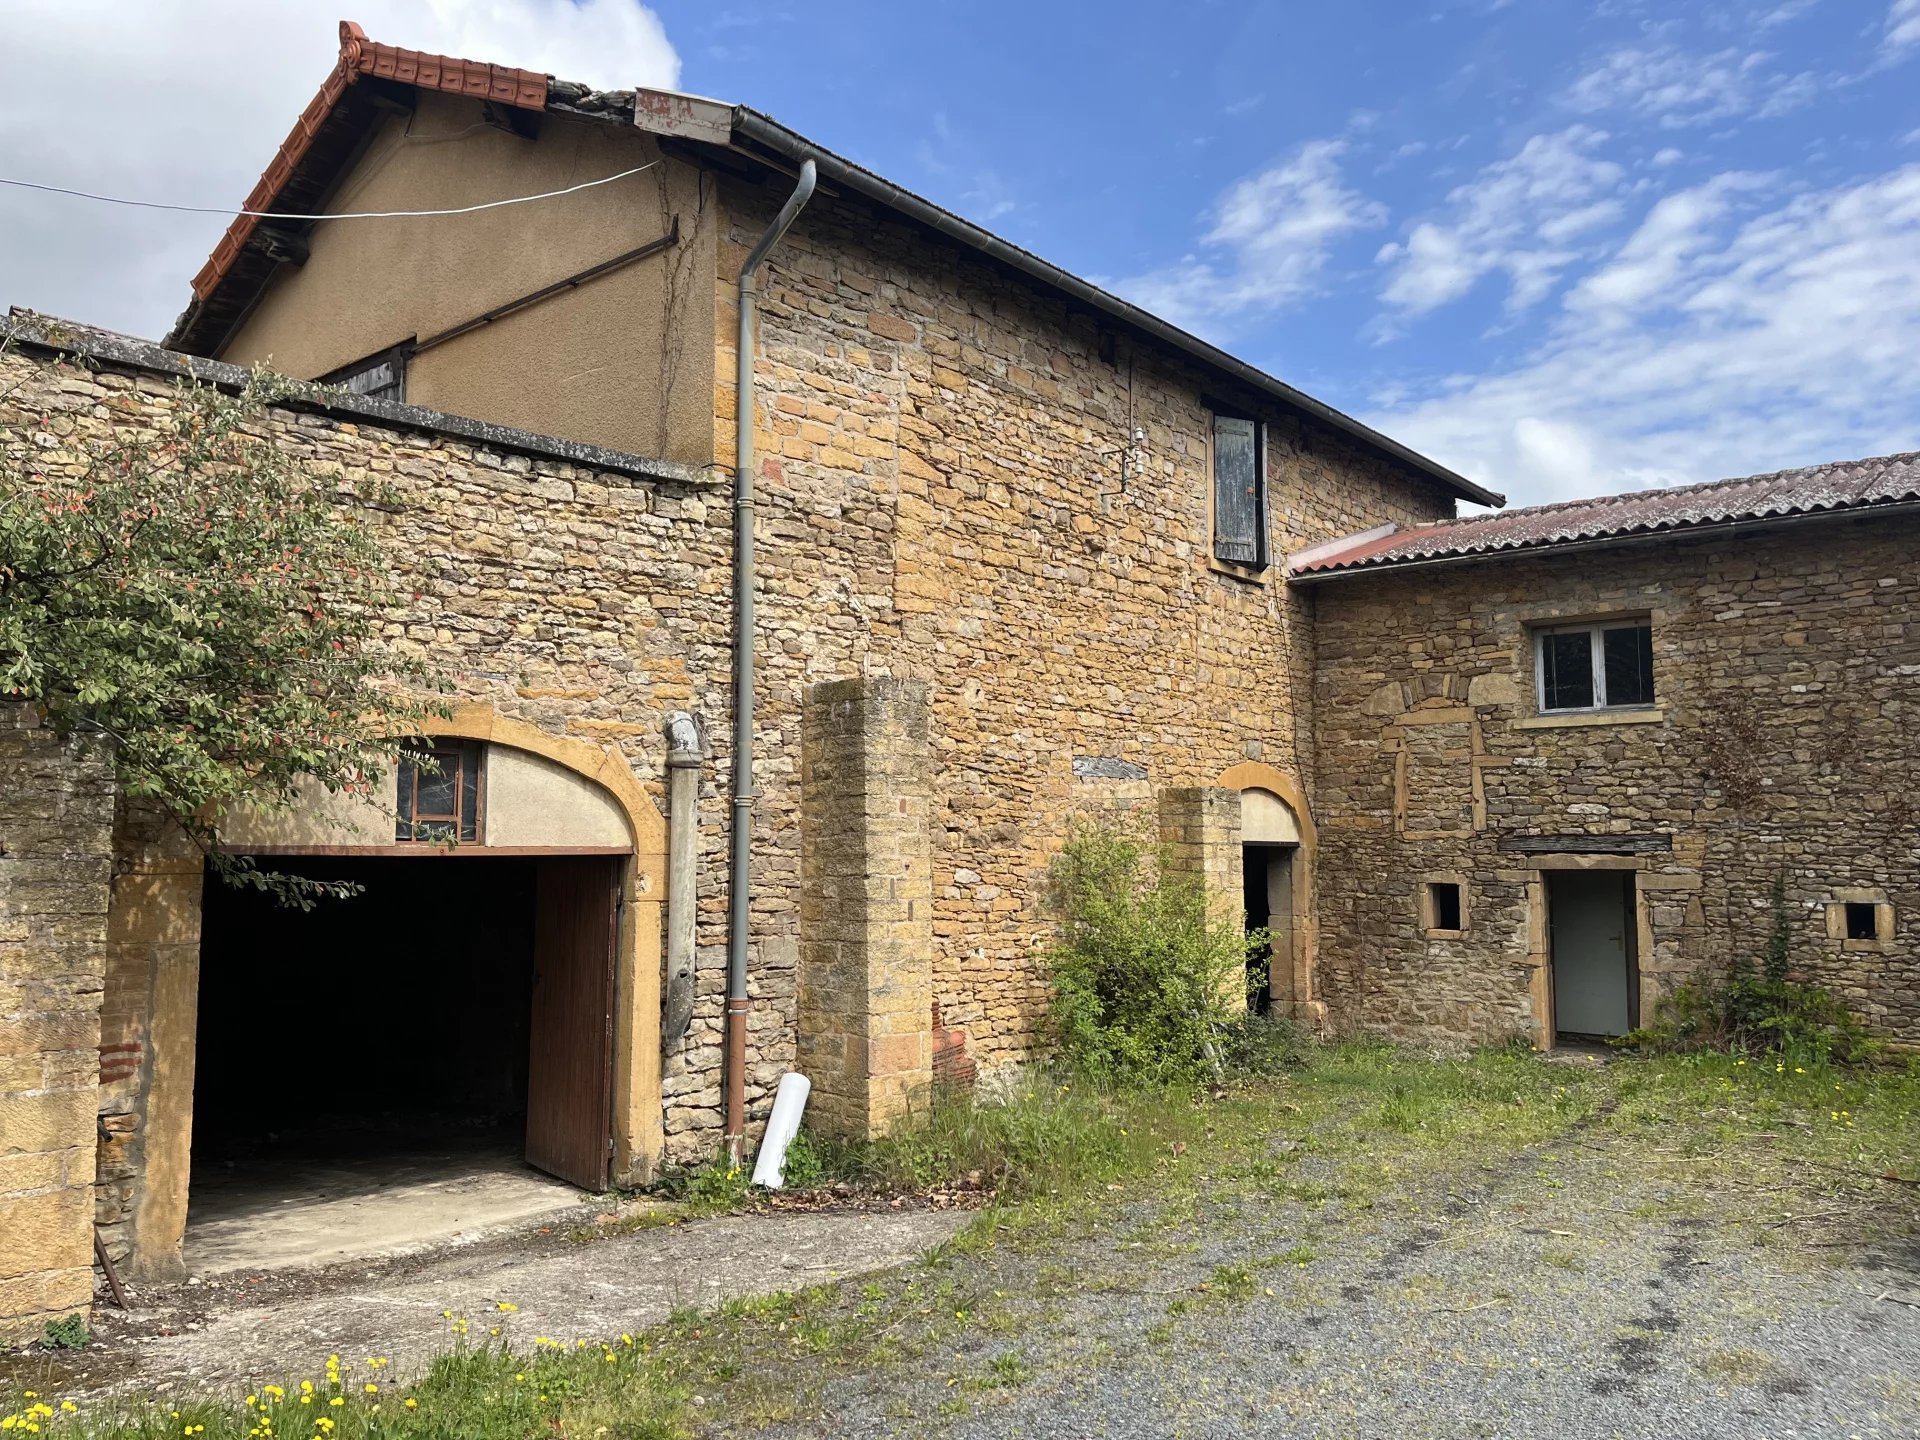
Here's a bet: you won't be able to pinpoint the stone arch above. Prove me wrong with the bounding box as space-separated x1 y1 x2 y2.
1215 761 1322 1029
128 702 668 1282
421 703 666 872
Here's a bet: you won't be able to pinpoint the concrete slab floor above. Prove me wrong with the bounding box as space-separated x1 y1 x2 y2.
59 1208 970 1401
184 1133 586 1276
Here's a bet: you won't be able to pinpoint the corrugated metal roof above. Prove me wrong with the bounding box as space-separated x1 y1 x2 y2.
1289 450 1920 580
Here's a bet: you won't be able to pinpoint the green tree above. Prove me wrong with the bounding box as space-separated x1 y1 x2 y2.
0 352 442 903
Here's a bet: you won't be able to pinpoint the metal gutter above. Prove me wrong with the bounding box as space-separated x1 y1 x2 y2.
723 158 817 1161
726 108 1504 511
1287 499 1920 585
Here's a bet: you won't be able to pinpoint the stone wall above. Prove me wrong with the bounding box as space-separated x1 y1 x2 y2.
1310 514 1920 1048
717 178 1458 1075
797 677 934 1138
0 704 114 1345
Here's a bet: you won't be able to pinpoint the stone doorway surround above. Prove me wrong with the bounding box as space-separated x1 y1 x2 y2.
1522 852 1666 1052
1216 762 1322 1030
108 704 669 1285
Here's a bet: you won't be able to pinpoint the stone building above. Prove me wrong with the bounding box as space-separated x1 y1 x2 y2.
0 20 1913 1347
1 22 1488 1340
1297 457 1920 1052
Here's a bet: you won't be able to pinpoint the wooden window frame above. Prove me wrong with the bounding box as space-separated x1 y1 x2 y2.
395 739 485 844
318 342 413 404
1533 617 1655 715
1419 874 1469 937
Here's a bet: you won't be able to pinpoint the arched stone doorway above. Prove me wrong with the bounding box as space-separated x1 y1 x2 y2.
122 705 666 1279
1215 762 1320 1026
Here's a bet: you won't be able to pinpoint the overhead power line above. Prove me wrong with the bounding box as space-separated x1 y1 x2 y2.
0 162 659 221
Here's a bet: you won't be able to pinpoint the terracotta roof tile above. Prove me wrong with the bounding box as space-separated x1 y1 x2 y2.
189 21 548 303
1290 450 1920 578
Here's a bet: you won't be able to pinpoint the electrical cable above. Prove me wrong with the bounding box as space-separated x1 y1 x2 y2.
0 163 658 221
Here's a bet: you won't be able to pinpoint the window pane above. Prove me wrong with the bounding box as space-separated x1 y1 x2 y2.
460 754 481 844
1602 625 1654 707
415 757 458 820
1541 631 1594 710
1212 415 1261 565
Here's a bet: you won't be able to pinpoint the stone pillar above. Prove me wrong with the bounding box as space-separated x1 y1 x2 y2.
798 677 933 1140
0 705 114 1346
1157 786 1247 1009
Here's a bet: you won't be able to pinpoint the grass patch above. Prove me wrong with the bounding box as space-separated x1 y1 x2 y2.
18 1041 1918 1439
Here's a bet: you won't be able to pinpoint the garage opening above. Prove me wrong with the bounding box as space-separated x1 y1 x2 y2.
187 852 621 1272
1547 869 1639 1041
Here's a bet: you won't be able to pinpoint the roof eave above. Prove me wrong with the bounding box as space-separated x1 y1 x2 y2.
1289 498 1920 583
719 107 1504 510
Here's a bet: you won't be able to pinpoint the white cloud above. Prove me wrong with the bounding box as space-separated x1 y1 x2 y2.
1889 0 1920 56
1565 44 1815 126
1375 127 1625 319
1 1 679 340
1367 165 1920 504
1112 141 1385 337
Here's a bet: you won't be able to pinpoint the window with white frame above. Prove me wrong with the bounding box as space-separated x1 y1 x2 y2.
1533 618 1655 713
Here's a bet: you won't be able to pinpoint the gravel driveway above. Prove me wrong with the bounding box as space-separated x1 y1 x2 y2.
713 1068 1920 1440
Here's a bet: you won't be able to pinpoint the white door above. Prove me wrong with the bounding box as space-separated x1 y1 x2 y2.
1548 871 1633 1037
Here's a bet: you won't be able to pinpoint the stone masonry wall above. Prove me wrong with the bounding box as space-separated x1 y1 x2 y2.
797 677 934 1139
1311 515 1920 1048
0 703 114 1345
716 178 1459 1076
0 345 736 1201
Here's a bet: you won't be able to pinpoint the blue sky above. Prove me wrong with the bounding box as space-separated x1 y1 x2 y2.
8 1 1919 506
657 0 1920 504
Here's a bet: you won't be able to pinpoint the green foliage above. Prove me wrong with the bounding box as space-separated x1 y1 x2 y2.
1762 869 1792 985
778 1128 828 1189
1043 822 1259 1083
40 1313 89 1349
1624 870 1877 1066
1622 974 1879 1067
1218 1013 1309 1076
652 1157 753 1215
0 353 443 904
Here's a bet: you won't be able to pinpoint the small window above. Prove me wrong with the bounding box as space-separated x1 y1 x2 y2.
1844 902 1878 941
1535 620 1655 712
396 740 483 843
1428 882 1464 933
1211 412 1268 570
320 344 410 404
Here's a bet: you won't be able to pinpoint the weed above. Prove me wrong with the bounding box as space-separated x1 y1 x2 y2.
40 1315 89 1350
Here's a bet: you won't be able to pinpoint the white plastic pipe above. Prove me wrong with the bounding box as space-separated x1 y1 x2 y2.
750 1071 812 1189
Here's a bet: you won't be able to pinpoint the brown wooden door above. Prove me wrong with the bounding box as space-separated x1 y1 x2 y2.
526 857 620 1189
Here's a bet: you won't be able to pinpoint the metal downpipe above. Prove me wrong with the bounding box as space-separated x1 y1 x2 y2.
725 158 816 1160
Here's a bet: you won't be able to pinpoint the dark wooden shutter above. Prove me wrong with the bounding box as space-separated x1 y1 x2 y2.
525 857 620 1189
1212 415 1264 566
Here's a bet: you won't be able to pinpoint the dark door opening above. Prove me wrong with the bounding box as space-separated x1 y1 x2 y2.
1243 843 1297 1015
192 852 620 1237
1547 870 1638 1040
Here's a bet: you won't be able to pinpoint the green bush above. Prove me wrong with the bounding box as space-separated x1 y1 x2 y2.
1623 870 1878 1066
1043 823 1259 1083
1623 974 1878 1066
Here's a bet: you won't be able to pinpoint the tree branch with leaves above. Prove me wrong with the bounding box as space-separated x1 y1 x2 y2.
0 348 446 904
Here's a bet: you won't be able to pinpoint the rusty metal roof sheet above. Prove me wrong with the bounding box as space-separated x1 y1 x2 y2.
1289 450 1920 580
188 22 547 306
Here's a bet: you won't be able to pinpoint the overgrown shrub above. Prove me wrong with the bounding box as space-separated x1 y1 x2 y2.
1043 823 1260 1083
1623 974 1878 1066
1622 871 1878 1065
